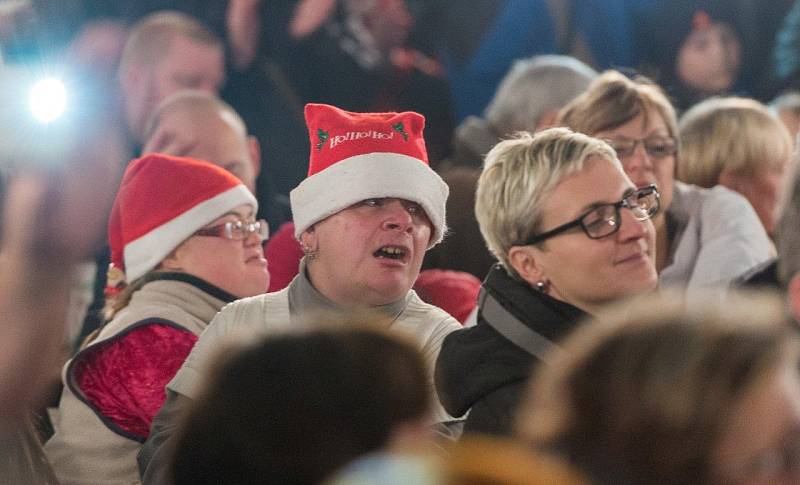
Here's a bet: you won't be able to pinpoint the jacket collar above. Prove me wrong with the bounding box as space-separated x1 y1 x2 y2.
287 259 409 321
130 272 236 325
480 264 586 347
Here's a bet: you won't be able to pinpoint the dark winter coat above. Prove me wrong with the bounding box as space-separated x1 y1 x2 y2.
435 264 586 436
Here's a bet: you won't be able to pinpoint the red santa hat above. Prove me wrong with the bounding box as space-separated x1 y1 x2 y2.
107 153 257 288
289 103 448 247
413 269 481 324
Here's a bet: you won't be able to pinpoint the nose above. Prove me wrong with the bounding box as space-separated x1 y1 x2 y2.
622 142 654 181
244 227 262 246
381 200 414 233
617 206 649 241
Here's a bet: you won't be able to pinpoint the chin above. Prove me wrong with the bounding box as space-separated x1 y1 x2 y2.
623 276 658 296
236 279 270 298
368 278 413 303
602 272 655 301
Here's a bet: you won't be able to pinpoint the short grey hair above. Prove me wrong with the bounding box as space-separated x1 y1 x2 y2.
475 127 618 278
485 55 597 136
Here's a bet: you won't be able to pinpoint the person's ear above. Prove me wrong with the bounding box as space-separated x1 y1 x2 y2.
247 135 261 178
787 273 800 321
508 245 546 287
300 227 317 251
719 168 744 193
159 245 184 271
119 65 143 98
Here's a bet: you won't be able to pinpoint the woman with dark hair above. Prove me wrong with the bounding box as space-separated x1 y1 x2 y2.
171 324 432 485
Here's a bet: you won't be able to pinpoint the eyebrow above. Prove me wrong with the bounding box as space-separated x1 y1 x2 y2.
217 209 254 221
607 133 671 141
577 187 637 214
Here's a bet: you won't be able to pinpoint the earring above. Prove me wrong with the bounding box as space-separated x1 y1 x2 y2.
300 242 318 261
535 280 549 292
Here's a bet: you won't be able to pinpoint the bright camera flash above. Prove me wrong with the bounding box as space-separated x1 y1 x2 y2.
29 78 67 123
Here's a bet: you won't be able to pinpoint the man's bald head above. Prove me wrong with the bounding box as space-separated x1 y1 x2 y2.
143 90 260 193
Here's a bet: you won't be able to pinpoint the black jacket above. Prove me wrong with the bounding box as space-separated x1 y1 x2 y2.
435 264 585 436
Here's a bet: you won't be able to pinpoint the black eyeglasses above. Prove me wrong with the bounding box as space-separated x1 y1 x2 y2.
605 136 677 159
194 219 269 241
520 184 660 245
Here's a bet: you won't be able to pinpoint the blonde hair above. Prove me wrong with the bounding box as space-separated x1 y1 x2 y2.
518 291 797 483
678 97 792 187
81 275 150 348
101 276 148 322
475 127 617 278
558 70 679 144
118 11 221 78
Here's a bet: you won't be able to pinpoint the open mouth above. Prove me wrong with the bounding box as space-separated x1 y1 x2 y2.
373 245 408 262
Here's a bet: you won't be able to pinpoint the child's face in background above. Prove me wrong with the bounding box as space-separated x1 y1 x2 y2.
676 21 741 95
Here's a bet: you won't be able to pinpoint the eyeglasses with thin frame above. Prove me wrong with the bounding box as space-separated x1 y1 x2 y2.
605 136 677 159
194 219 269 241
519 184 660 246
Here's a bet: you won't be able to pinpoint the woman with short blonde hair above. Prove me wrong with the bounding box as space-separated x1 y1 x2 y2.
436 127 659 435
476 129 617 277
678 97 793 235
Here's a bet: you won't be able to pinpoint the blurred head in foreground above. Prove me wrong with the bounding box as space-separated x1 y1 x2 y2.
519 292 800 485
171 320 432 485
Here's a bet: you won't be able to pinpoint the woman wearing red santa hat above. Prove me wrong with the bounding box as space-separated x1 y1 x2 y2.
138 103 463 483
45 153 270 484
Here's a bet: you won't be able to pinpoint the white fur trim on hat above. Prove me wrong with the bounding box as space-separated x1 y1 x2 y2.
290 152 448 247
123 185 257 282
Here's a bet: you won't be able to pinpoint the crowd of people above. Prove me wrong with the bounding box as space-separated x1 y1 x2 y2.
4 1 800 484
